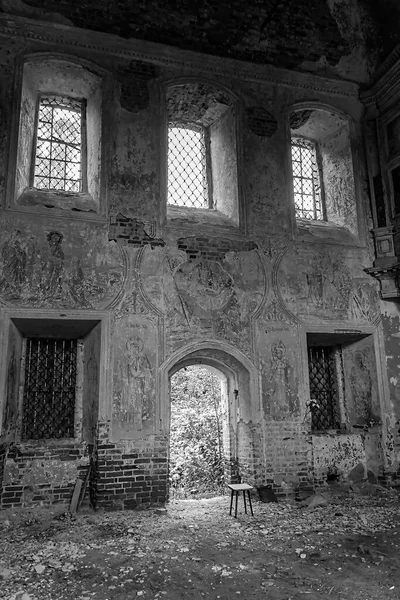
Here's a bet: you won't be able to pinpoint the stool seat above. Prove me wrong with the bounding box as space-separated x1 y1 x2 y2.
227 483 254 518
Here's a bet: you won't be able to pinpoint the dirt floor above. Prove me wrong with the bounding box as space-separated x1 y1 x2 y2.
1 484 400 600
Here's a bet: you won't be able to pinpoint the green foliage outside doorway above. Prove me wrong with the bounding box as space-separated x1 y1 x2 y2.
169 365 225 498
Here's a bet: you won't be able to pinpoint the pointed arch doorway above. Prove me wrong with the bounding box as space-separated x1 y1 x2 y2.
159 341 262 501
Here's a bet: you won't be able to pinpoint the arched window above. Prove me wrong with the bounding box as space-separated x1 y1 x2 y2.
7 56 105 216
289 108 357 234
291 137 323 220
165 82 240 226
168 122 210 209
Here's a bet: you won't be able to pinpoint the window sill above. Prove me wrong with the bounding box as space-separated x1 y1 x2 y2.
166 205 240 233
15 438 82 449
311 429 365 437
296 218 362 246
16 187 99 214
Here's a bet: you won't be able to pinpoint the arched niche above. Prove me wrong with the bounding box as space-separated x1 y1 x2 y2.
289 104 359 236
161 78 244 230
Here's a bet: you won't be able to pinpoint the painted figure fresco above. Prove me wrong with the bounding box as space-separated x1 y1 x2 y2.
125 337 153 424
0 229 27 298
2 345 18 433
0 227 125 309
350 351 373 424
45 230 65 298
267 340 298 420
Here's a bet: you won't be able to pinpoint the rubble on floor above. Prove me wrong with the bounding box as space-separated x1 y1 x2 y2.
0 483 399 600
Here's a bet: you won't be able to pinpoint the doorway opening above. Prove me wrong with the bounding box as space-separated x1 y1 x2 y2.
163 342 261 504
169 365 225 499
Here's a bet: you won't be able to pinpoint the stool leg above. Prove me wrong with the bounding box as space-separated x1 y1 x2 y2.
247 490 254 516
234 492 239 518
229 490 234 516
243 490 247 514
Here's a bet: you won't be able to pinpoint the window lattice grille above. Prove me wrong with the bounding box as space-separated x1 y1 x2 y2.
22 338 77 440
308 346 340 431
168 123 209 208
291 138 323 220
34 96 83 192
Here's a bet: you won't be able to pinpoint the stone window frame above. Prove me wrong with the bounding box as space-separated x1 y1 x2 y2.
160 77 246 233
287 102 364 243
5 53 111 221
0 309 111 447
302 327 382 436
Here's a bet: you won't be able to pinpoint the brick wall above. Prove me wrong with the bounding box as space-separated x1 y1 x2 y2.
258 420 313 495
0 443 88 509
177 236 257 262
95 429 168 510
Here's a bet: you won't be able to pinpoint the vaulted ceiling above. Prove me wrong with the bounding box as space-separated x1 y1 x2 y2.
0 0 399 82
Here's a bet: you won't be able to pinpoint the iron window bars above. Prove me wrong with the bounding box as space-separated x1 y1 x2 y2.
22 338 77 440
33 95 85 192
291 138 324 220
167 122 210 209
308 346 341 432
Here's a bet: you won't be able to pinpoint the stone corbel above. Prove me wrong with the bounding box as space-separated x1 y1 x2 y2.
365 263 400 299
365 226 400 299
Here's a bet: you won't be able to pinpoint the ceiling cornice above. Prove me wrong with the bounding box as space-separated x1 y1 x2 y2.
0 14 360 99
361 44 400 109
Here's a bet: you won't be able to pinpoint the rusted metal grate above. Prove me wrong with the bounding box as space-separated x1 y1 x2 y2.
34 95 83 192
167 123 209 208
291 138 323 220
308 346 340 431
22 338 77 440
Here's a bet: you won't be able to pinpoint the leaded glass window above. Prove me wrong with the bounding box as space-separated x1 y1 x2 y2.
33 95 85 192
168 123 210 209
22 338 77 440
291 138 324 220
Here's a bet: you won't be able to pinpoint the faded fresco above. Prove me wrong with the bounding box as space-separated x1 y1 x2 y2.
343 339 380 426
113 316 157 436
278 247 363 321
82 325 101 442
0 225 126 309
259 330 300 420
140 245 265 352
2 339 19 435
0 13 398 511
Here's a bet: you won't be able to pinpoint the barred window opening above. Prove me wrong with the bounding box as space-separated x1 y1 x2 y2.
33 95 84 192
167 123 210 209
22 338 77 440
291 138 323 220
308 346 341 432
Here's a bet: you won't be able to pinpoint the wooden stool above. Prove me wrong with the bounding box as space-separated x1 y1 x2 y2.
227 483 254 518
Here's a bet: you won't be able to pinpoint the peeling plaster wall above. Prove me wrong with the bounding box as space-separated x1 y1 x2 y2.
380 304 400 479
1 0 394 82
0 15 394 509
321 125 357 233
312 433 365 483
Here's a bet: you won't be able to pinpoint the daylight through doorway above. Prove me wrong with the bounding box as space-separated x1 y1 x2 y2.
169 365 224 499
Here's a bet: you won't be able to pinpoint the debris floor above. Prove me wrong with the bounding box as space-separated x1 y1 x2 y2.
1 484 400 600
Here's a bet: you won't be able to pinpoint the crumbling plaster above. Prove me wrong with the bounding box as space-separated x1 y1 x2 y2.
0 15 398 509
0 0 394 82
